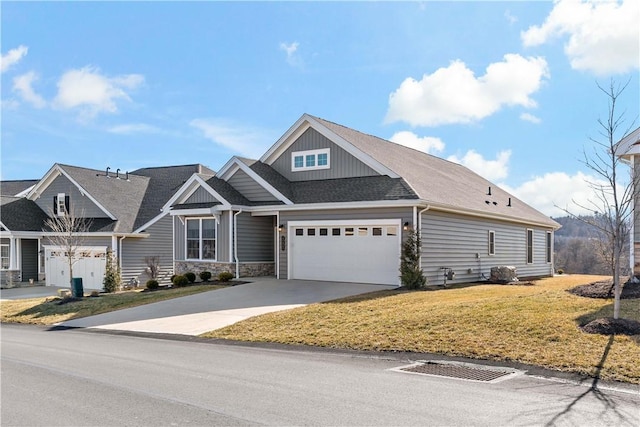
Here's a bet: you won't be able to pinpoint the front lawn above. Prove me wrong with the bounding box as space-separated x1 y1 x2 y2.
203 275 640 384
0 285 223 325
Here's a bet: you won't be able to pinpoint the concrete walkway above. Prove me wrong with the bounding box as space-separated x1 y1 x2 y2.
57 278 394 335
0 285 66 300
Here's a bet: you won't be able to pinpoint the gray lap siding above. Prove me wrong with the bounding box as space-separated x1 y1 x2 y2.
121 215 174 285
278 207 413 280
420 210 554 285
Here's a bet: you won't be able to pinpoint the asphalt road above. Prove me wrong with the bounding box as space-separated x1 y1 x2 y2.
2 324 638 426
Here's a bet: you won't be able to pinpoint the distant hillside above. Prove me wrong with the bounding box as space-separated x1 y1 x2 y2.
552 215 629 276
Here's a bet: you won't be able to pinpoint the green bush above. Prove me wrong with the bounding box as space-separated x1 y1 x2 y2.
185 272 196 283
400 228 427 290
172 275 189 287
146 279 159 290
218 271 234 282
199 271 212 282
103 251 121 293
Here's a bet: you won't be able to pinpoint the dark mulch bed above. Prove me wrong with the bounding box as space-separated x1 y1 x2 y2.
581 317 640 336
568 278 640 299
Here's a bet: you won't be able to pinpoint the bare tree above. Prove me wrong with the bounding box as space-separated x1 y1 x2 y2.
144 256 160 280
44 207 92 297
563 79 637 319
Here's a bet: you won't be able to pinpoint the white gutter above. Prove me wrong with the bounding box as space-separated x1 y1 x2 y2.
233 209 243 279
417 206 430 270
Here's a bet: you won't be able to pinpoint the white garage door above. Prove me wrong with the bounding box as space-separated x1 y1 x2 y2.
289 220 401 285
45 246 107 290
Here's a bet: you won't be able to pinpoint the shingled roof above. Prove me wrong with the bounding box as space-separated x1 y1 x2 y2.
0 180 39 197
310 115 558 228
0 196 50 231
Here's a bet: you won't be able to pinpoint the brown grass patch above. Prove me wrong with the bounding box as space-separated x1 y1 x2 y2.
203 275 640 384
1 285 222 325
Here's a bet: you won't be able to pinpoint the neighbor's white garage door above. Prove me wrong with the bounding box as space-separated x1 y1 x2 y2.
45 246 107 290
289 220 401 285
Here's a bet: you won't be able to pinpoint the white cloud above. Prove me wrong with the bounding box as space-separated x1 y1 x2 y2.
107 123 161 135
280 41 302 67
389 131 445 154
502 171 611 217
386 54 549 127
520 112 541 124
448 149 511 182
12 71 46 108
190 118 273 158
522 0 639 75
53 66 144 117
1 45 28 73
504 10 518 25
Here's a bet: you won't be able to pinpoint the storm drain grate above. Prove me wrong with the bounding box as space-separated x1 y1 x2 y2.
393 361 520 383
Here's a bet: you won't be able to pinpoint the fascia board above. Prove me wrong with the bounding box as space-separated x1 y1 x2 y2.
0 221 11 232
260 114 311 163
614 127 640 157
162 175 231 211
132 211 168 234
216 157 241 179
169 208 215 216
15 185 36 198
260 114 399 178
232 160 293 205
40 231 150 238
425 202 560 230
28 164 116 220
238 199 421 213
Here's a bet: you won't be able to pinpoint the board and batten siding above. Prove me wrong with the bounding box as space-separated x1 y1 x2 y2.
227 170 279 202
278 207 413 279
184 186 219 204
420 210 554 285
271 128 379 181
237 213 274 262
173 211 231 263
33 174 108 218
121 214 173 285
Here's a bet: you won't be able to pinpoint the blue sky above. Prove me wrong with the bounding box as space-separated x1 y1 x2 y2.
2 0 638 216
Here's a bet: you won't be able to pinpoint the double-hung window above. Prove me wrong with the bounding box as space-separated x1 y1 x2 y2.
186 218 216 260
291 148 330 171
0 244 9 269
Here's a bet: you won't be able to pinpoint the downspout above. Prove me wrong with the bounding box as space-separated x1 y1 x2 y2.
417 206 430 270
630 155 635 277
233 209 242 279
118 236 126 282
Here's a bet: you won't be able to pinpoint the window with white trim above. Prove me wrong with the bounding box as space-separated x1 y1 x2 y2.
526 229 534 264
1 244 9 269
291 148 330 171
488 230 495 256
546 231 552 263
186 218 216 260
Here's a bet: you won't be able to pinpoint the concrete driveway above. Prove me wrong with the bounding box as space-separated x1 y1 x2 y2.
57 278 394 335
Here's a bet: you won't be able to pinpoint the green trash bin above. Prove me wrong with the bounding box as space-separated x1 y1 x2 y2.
72 277 83 298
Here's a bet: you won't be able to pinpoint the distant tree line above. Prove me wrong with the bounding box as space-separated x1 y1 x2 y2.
553 215 630 276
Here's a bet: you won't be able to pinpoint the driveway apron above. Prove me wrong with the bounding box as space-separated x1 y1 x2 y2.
57 278 394 335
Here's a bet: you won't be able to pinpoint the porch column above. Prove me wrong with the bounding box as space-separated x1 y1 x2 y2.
9 237 17 270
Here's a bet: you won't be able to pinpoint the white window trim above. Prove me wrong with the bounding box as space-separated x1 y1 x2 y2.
0 243 9 270
526 229 534 264
488 230 495 256
291 148 330 172
185 217 218 261
546 231 552 264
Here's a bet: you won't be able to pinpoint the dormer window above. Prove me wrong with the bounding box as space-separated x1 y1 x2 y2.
54 193 69 217
291 148 330 172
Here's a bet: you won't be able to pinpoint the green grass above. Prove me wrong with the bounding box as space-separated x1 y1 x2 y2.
203 275 640 384
1 285 223 325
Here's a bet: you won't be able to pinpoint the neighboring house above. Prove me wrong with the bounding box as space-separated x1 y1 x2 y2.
169 114 560 286
613 126 640 277
0 163 213 289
